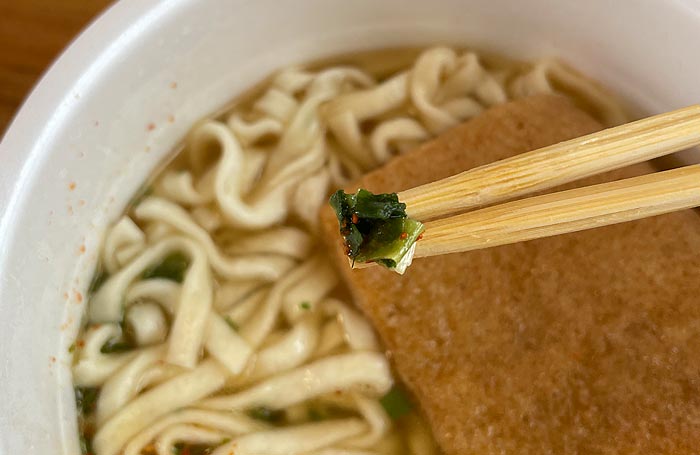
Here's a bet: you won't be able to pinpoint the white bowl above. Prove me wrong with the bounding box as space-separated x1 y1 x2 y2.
2 0 700 453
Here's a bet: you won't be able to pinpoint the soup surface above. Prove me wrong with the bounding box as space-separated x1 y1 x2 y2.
72 46 624 455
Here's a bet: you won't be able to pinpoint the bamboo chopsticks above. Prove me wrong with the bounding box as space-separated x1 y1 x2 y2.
401 104 700 260
400 104 700 221
415 164 700 258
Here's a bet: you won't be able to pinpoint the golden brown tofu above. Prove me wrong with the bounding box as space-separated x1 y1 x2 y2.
320 95 700 455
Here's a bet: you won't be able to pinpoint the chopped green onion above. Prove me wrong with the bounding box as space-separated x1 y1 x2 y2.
300 301 311 310
172 443 214 455
308 407 324 421
247 406 285 423
68 343 76 354
352 189 407 219
224 316 239 331
129 184 153 208
171 441 224 455
379 385 413 420
142 252 189 282
100 338 134 354
88 267 109 295
75 386 99 415
79 433 93 455
329 189 424 273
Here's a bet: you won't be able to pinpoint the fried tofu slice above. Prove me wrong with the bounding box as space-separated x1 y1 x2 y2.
320 94 700 455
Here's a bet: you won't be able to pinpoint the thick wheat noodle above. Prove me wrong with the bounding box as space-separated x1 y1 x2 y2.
74 46 624 455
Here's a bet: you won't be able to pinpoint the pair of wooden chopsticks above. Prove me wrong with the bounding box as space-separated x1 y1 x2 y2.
398 104 700 259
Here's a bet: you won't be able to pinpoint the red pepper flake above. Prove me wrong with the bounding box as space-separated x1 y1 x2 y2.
78 199 86 207
351 213 359 224
146 122 156 131
417 233 424 241
79 244 86 254
170 81 178 89
77 340 85 348
74 291 83 303
68 182 76 191
400 232 408 240
50 356 56 363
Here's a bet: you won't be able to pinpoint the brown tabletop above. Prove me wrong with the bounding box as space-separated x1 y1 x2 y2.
0 0 113 135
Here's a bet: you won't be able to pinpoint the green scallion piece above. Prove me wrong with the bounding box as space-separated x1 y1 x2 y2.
142 252 189 283
329 189 424 274
379 385 413 420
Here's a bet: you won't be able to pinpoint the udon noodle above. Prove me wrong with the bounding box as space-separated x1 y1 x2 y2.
72 46 624 455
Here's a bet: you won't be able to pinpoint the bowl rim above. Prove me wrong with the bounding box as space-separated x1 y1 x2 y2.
0 3 177 451
0 0 172 257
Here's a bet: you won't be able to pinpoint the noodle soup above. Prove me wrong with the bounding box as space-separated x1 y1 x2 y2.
71 46 623 455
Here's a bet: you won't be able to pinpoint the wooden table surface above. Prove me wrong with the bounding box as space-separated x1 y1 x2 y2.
0 0 113 135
